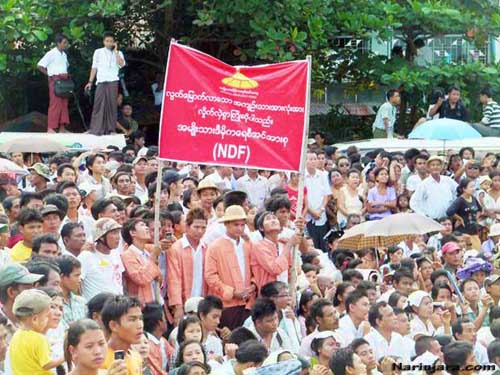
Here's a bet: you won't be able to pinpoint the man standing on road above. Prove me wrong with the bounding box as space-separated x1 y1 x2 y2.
84 31 125 135
37 33 70 133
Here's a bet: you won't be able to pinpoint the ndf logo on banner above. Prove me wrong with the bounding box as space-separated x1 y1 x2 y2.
158 41 310 172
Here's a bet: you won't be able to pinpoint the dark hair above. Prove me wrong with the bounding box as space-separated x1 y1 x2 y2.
451 317 473 339
443 341 473 375
185 208 207 226
459 278 479 293
386 89 399 101
20 192 43 208
448 85 460 94
44 194 68 218
333 282 353 307
457 177 474 196
310 299 333 323
102 31 115 40
177 316 202 345
235 340 268 365
18 207 43 225
342 269 363 282
368 301 388 328
226 327 257 346
212 195 224 210
415 335 438 356
55 33 68 44
311 335 337 356
329 348 355 375
32 234 59 254
2 196 18 213
121 218 143 245
65 319 102 370
175 340 207 368
56 163 75 178
299 290 319 316
223 190 247 208
260 281 287 299
61 222 84 241
266 196 291 213
490 306 500 324
87 292 114 319
142 303 164 334
56 255 81 277
345 290 368 314
130 130 145 142
431 281 453 300
26 260 61 287
251 298 277 322
101 295 141 333
356 280 376 294
480 87 493 98
351 337 370 353
56 180 79 195
91 198 115 220
488 339 500 363
197 295 223 318
393 269 414 284
430 269 449 284
177 362 209 375
387 292 404 308
404 148 420 162
85 153 106 176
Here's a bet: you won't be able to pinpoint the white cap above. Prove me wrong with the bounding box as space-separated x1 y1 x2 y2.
407 290 432 308
184 296 204 314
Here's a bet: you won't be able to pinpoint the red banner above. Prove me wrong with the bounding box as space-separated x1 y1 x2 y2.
158 42 309 172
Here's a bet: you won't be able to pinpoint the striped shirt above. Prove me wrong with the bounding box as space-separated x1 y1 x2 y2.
482 100 500 127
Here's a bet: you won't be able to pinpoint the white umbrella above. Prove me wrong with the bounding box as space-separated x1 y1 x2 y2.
0 157 28 176
339 213 443 250
0 137 67 153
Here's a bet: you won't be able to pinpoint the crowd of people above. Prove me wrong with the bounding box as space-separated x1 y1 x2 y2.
1 136 500 375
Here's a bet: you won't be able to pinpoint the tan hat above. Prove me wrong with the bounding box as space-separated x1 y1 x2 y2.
13 289 51 317
220 205 247 223
95 218 122 241
197 178 220 193
184 296 204 314
426 155 443 166
489 223 500 237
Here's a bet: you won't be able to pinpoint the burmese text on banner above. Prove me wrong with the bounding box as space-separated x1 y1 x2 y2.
158 41 309 172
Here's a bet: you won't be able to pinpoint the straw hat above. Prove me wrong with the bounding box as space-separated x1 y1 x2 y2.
197 178 219 193
426 155 443 166
220 205 247 223
95 218 122 241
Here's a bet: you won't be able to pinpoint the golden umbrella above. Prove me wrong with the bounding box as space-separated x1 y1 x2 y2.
338 213 443 250
222 71 258 89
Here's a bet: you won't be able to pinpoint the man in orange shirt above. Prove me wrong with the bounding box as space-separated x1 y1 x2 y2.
167 208 208 326
204 205 257 330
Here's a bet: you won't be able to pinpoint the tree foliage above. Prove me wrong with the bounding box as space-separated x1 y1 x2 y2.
2 0 500 133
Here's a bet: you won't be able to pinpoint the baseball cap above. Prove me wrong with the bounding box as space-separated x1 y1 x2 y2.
28 163 51 181
408 290 432 307
0 263 43 288
441 242 461 255
41 204 62 219
485 274 500 286
132 156 148 166
184 297 204 314
13 289 51 317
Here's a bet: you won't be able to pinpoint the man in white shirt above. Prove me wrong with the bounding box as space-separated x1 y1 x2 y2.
237 169 269 210
410 155 458 219
300 299 344 358
338 290 370 345
365 301 408 363
406 154 429 195
248 298 293 352
305 151 331 251
452 317 489 365
204 166 233 191
78 218 124 301
84 31 125 135
37 33 70 133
